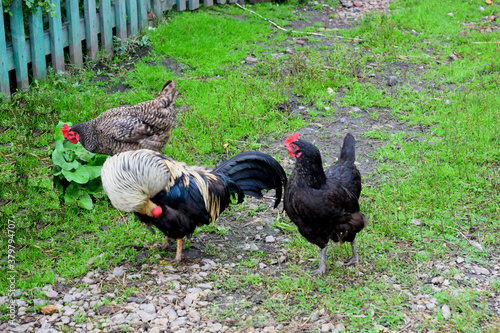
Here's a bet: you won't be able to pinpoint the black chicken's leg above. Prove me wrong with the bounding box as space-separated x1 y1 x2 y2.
311 246 328 276
343 239 359 266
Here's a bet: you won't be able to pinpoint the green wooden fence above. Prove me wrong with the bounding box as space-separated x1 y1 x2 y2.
0 0 237 98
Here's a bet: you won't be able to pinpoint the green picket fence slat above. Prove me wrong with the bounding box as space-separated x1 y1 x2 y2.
115 0 128 42
28 8 47 80
49 0 65 72
0 1 10 97
66 0 83 67
137 0 148 32
9 0 29 90
126 0 139 37
84 0 99 59
100 0 114 55
188 0 199 10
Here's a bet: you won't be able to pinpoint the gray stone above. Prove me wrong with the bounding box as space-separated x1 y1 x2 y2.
327 87 334 96
11 323 34 332
265 235 275 243
140 303 156 314
411 218 422 226
250 244 259 251
46 290 58 299
113 267 125 278
245 57 259 63
442 304 451 319
212 323 223 331
137 310 156 322
63 306 75 316
111 313 127 325
196 283 213 289
15 299 27 307
388 75 399 86
62 294 74 303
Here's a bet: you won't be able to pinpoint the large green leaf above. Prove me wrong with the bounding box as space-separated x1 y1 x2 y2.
61 160 81 171
64 183 79 204
85 165 102 180
77 191 94 210
51 149 66 167
62 167 90 184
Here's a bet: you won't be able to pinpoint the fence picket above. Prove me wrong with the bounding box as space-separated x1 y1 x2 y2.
114 0 128 42
138 0 148 32
100 0 114 56
66 0 83 67
9 0 29 90
49 0 65 72
126 0 139 37
28 8 47 80
84 0 99 59
176 0 187 12
0 1 10 97
188 0 199 10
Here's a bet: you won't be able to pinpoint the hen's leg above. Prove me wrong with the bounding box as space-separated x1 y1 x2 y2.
343 239 359 266
311 246 328 276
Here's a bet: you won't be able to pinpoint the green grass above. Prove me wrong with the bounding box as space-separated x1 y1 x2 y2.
1 0 499 331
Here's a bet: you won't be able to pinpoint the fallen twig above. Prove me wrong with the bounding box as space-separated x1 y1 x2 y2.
235 3 326 37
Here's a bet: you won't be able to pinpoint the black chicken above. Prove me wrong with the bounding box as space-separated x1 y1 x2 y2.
284 132 367 275
101 149 287 264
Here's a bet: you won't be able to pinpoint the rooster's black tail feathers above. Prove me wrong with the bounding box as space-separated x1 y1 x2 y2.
214 151 288 208
339 133 356 164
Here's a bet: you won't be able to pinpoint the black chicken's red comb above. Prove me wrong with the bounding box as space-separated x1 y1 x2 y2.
285 132 299 146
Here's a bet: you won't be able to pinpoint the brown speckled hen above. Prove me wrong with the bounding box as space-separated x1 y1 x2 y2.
284 132 367 275
61 80 178 155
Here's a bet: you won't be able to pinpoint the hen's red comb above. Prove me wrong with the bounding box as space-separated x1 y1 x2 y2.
285 132 299 146
61 124 70 138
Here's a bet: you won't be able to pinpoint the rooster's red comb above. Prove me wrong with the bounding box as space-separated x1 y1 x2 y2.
285 132 299 146
61 124 70 138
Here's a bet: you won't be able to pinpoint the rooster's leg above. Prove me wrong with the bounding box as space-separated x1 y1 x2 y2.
311 246 328 276
343 239 359 266
160 238 183 265
174 238 183 264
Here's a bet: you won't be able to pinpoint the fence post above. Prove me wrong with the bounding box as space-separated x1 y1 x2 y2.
66 0 83 67
9 0 29 90
84 0 99 59
0 1 10 97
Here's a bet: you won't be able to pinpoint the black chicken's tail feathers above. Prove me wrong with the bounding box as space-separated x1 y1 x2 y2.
339 133 356 164
214 151 288 208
